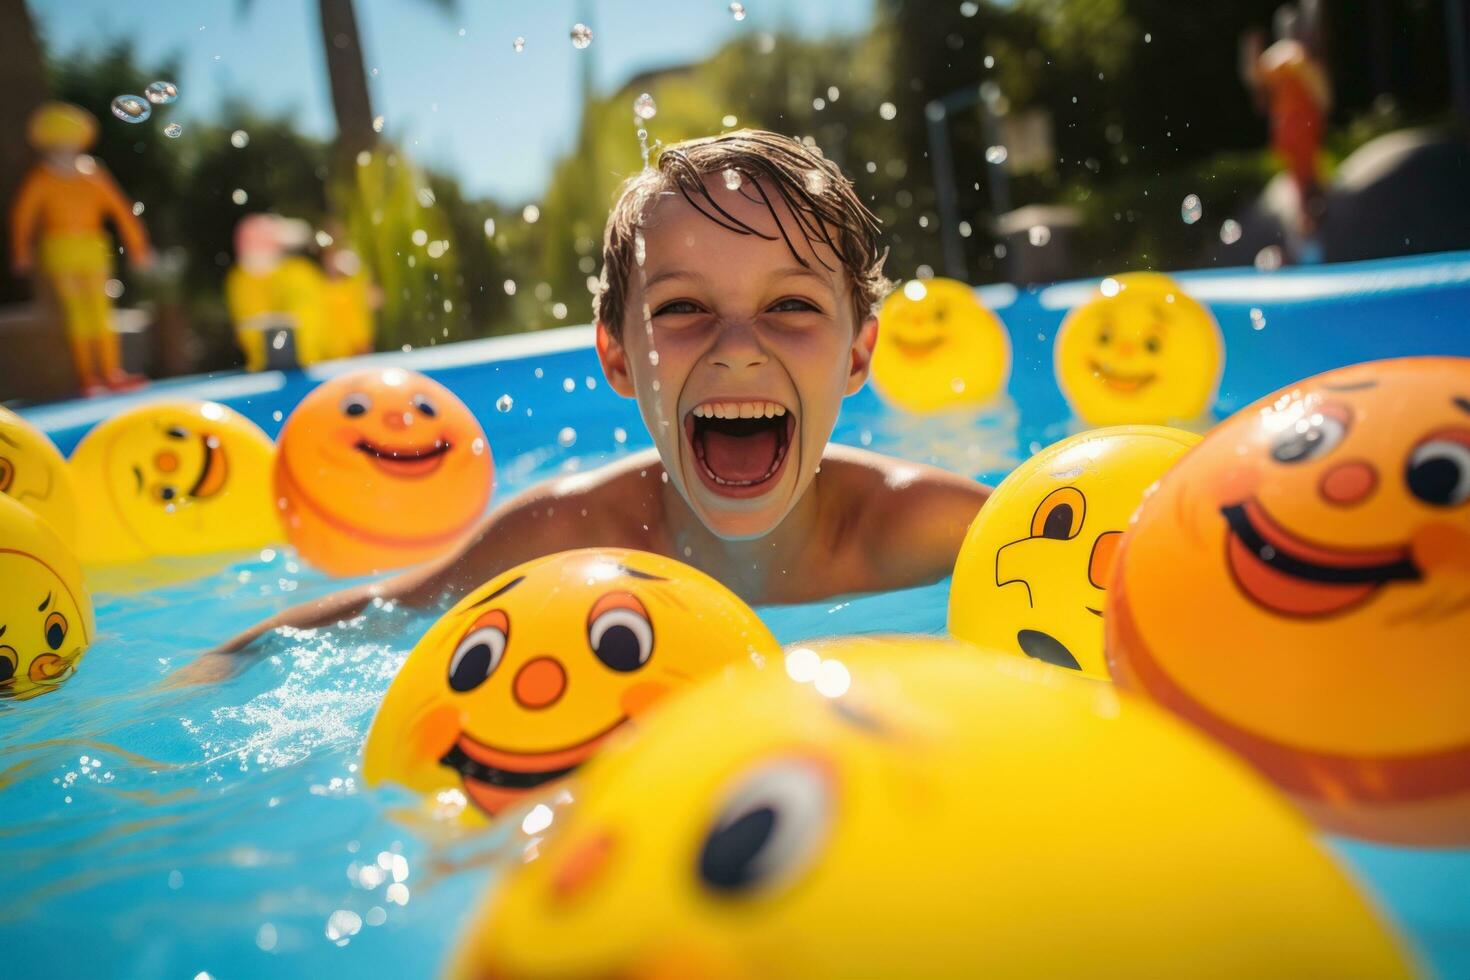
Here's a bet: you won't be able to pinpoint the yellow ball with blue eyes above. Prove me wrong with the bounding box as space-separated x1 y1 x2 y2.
0 493 94 701
68 400 281 565
0 405 79 548
948 425 1200 677
870 277 1011 412
450 637 1412 979
362 548 779 822
1055 273 1223 425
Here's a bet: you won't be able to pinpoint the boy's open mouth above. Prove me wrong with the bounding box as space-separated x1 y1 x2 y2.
684 399 795 498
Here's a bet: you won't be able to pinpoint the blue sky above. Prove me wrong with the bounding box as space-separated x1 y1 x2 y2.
31 0 875 202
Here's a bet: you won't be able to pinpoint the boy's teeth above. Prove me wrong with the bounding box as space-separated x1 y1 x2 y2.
693 400 788 420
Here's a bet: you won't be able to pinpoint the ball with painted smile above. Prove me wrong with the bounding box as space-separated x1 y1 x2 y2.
0 493 95 702
274 368 493 576
870 277 1011 412
949 425 1199 678
0 405 80 548
69 400 279 564
362 548 779 821
1108 356 1470 844
1055 273 1223 426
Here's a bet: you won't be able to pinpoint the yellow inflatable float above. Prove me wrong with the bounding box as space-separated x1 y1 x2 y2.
870 277 1010 412
0 493 94 701
0 405 80 547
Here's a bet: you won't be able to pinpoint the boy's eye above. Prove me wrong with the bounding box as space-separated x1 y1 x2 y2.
653 300 704 317
768 297 820 314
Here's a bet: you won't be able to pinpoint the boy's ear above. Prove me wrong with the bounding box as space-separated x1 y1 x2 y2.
596 321 638 398
844 315 879 395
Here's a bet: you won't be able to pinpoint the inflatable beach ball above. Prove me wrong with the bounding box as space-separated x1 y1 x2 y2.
274 368 493 576
363 548 779 820
1108 356 1470 845
1055 273 1222 426
949 425 1199 677
69 400 280 564
0 405 79 547
450 636 1411 979
870 277 1010 412
0 493 95 701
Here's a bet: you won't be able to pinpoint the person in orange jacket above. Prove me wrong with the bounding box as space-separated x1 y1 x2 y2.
10 102 153 395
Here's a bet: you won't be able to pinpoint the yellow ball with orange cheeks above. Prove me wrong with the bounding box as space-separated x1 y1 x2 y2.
362 548 779 821
1055 273 1223 426
0 493 95 701
870 278 1011 411
949 425 1200 678
274 368 493 576
68 400 280 565
0 405 79 547
449 637 1412 979
1108 356 1470 845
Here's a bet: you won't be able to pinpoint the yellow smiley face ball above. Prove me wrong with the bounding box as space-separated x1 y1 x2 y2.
450 636 1411 979
1055 272 1223 425
0 406 79 548
870 277 1011 411
363 548 779 821
0 493 94 701
949 426 1199 677
69 400 281 564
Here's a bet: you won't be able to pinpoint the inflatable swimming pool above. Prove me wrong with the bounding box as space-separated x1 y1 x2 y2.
6 251 1470 977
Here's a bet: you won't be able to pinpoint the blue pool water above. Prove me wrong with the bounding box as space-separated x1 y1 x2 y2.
7 252 1470 978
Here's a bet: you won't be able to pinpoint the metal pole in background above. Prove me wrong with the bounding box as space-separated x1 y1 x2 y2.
925 100 965 279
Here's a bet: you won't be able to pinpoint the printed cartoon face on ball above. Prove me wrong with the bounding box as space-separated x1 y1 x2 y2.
362 549 779 819
68 400 280 565
273 368 494 575
948 425 1199 677
0 494 94 701
0 406 79 547
1108 356 1470 845
1054 273 1223 426
869 278 1011 412
448 637 1411 980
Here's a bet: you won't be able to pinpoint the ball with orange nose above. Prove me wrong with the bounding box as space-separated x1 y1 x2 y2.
1108 356 1470 845
362 548 779 821
274 368 493 576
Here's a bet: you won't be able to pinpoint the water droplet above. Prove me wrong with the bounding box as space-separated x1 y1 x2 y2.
552 302 568 319
144 80 179 105
722 114 738 128
1219 219 1243 245
729 2 747 20
226 129 248 149
131 201 145 216
110 95 150 123
633 229 647 266
902 280 927 301
960 1 980 14
1180 193 1202 225
721 169 743 191
325 909 362 942
231 188 249 205
562 377 576 393
985 145 1008 165
1249 307 1267 330
984 54 995 68
558 427 577 448
633 92 657 120
803 168 828 195
163 123 182 139
648 349 660 366
513 36 525 53
570 23 593 49
372 114 385 133
256 923 277 952
522 204 540 223
1028 225 1052 247
1254 245 1283 272
614 427 627 444
878 101 897 121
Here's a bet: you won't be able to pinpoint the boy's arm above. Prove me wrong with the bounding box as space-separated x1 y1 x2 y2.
861 462 990 590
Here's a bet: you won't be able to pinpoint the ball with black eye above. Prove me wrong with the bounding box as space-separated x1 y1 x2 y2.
448 624 506 692
340 393 371 418
155 485 177 502
1405 436 1470 506
0 647 16 682
165 426 189 441
1097 330 1112 346
698 760 831 895
44 612 67 650
1272 412 1347 464
411 394 438 418
588 607 653 672
1145 336 1161 354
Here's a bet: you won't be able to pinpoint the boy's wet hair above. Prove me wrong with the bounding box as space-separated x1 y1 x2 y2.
596 129 890 339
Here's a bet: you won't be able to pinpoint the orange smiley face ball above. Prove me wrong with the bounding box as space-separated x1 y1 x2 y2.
362 548 779 821
274 368 493 576
1107 356 1470 845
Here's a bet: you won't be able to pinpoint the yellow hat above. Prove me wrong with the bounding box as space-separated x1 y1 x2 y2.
27 102 98 153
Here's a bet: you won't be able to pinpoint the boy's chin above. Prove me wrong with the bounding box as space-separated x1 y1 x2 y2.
678 463 802 542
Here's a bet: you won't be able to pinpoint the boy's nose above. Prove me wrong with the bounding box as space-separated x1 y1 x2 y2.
709 321 768 369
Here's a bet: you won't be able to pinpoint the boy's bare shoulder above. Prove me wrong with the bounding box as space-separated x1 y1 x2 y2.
492 448 665 546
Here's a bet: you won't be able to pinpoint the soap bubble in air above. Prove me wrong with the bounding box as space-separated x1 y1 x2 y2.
570 23 593 49
144 81 179 105
633 93 657 120
1180 193 1203 225
110 95 151 123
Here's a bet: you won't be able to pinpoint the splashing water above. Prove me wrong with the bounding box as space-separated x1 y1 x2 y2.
1181 194 1203 225
513 36 525 53
164 123 183 139
1219 219 1243 245
570 23 593 49
729 2 747 19
110 95 150 123
145 80 179 105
